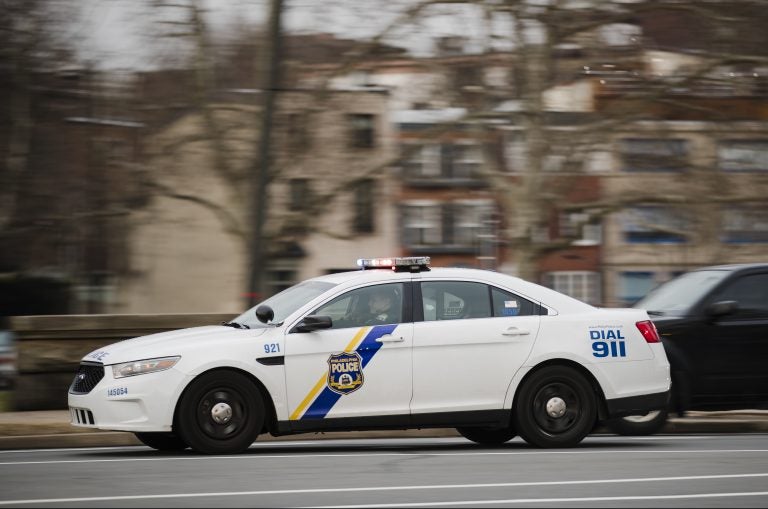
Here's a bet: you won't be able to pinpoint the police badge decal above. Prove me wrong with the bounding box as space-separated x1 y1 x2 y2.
327 351 364 395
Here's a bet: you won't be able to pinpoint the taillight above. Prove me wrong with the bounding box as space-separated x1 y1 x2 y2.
636 320 661 343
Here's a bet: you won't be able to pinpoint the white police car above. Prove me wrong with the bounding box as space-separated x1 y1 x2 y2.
68 257 670 454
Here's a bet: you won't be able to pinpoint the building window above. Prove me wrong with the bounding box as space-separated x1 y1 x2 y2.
348 114 375 149
722 205 768 243
265 266 297 298
403 144 440 177
621 206 689 243
75 271 114 313
453 64 482 89
352 179 375 234
543 271 600 306
452 200 494 247
558 212 602 245
618 271 655 306
442 143 482 179
403 142 481 180
505 133 527 173
402 202 442 246
289 178 310 212
620 138 688 172
584 150 613 174
718 140 768 171
402 200 495 249
286 113 310 152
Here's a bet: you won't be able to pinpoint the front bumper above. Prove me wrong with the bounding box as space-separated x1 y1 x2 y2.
605 390 670 419
68 364 188 433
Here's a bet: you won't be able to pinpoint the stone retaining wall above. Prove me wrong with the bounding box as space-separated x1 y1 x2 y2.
8 314 235 410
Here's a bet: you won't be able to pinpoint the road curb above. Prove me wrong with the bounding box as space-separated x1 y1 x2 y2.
1 411 766 450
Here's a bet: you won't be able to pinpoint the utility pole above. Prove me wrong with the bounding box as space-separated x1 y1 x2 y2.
248 0 283 307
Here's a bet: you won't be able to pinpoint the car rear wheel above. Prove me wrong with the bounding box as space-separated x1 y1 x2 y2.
513 366 597 448
605 408 669 436
176 370 265 454
134 432 188 451
456 425 516 445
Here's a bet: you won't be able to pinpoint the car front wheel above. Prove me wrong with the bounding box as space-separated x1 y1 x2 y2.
176 370 265 454
513 365 597 448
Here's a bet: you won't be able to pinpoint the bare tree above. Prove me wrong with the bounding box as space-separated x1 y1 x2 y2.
127 0 768 310
0 1 127 313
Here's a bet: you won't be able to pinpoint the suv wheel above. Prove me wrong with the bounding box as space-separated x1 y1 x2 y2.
606 408 669 436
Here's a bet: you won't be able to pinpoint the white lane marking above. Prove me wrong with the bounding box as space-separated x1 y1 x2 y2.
314 491 768 508
1 448 768 467
627 436 714 440
0 473 767 506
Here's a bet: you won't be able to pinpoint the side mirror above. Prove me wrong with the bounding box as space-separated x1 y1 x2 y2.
255 304 275 324
291 315 333 333
705 300 738 318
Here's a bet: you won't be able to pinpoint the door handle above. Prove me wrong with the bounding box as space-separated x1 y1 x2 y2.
375 334 404 343
502 327 530 337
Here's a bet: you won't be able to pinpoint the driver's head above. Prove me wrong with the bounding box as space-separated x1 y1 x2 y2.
368 289 393 314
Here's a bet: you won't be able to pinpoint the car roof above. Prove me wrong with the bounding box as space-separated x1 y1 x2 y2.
693 263 768 272
312 267 525 285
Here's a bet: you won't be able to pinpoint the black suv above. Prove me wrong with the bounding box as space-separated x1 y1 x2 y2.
607 263 768 435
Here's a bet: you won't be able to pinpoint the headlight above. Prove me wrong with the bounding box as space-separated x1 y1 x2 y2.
111 356 180 379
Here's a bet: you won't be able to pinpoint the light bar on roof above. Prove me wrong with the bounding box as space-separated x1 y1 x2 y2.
357 257 431 272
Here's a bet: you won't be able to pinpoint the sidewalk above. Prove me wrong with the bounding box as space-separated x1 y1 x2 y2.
1 410 767 450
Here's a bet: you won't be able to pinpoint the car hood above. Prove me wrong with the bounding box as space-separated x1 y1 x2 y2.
81 325 269 365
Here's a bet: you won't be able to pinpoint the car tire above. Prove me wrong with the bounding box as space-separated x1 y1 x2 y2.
605 408 669 436
176 370 265 454
513 365 597 448
134 432 188 451
456 425 516 445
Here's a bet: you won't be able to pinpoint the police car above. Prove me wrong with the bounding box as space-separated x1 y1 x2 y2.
68 257 670 454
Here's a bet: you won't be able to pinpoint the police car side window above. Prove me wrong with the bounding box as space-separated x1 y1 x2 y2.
491 287 537 317
421 281 492 321
313 283 404 329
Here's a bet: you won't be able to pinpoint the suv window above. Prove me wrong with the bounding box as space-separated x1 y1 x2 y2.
634 269 730 316
0 331 13 348
709 273 768 319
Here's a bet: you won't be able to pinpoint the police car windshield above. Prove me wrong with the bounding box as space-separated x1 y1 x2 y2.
633 269 729 316
234 280 337 328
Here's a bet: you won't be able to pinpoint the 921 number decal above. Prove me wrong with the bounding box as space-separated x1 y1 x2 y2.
264 343 280 354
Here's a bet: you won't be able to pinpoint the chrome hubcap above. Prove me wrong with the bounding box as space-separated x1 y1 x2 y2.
546 397 567 418
211 402 233 424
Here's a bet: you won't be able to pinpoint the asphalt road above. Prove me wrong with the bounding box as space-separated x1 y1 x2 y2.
0 435 767 508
